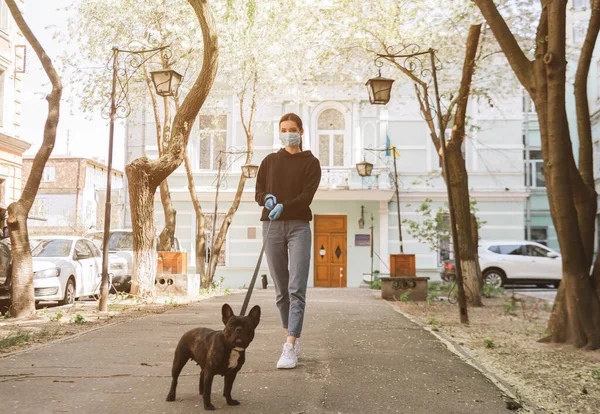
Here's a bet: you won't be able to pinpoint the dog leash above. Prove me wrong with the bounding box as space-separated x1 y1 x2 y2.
240 219 272 316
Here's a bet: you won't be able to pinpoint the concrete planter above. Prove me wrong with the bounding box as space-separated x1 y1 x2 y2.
155 273 200 297
379 276 430 301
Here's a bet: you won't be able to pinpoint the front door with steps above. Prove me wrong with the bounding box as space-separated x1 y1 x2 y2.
314 215 347 287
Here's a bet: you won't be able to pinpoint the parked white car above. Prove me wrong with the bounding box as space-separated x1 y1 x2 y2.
31 236 127 304
478 240 562 287
85 229 183 291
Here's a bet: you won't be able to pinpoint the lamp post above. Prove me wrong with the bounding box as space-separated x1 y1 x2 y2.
356 147 404 253
365 47 468 323
99 44 181 312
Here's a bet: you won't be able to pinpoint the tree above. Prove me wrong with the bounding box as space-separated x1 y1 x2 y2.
473 0 600 348
59 0 204 254
125 0 218 297
6 0 62 318
403 198 485 263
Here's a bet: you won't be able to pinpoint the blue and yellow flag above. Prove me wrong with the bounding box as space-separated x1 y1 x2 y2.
386 135 400 157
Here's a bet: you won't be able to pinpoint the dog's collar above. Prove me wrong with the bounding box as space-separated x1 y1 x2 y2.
233 347 245 351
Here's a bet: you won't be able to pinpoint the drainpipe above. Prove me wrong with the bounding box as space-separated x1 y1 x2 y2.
74 160 82 233
524 94 532 240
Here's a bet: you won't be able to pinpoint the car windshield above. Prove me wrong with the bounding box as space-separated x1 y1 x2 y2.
32 239 73 258
108 232 133 250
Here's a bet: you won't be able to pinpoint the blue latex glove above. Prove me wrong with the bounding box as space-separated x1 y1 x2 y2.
269 204 284 220
265 194 277 211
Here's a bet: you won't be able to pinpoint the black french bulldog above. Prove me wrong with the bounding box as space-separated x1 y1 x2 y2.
166 303 261 410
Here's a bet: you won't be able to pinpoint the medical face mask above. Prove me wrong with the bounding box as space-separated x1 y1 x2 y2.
279 132 301 147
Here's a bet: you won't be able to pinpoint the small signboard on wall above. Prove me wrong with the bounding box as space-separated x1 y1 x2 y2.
355 234 371 246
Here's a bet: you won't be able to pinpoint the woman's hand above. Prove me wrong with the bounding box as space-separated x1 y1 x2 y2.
265 194 277 210
268 204 284 220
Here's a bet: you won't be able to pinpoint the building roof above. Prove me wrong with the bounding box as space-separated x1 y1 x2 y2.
0 132 32 154
23 155 124 176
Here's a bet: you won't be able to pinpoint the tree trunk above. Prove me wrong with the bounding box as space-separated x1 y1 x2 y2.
470 212 483 289
126 160 158 297
158 93 176 252
144 66 177 253
183 152 208 286
6 0 62 318
125 0 218 298
474 0 600 348
406 28 483 305
204 69 258 288
443 24 483 306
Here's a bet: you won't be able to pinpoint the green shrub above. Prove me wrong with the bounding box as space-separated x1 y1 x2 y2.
484 338 496 349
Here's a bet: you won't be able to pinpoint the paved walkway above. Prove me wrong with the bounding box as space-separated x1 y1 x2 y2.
0 289 509 413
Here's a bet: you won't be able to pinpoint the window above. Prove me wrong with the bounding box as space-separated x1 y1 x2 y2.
595 141 600 178
108 231 133 250
522 95 534 113
530 227 548 246
0 2 9 34
525 244 551 258
573 0 590 8
489 245 523 255
437 214 451 265
525 150 545 188
32 239 73 258
74 240 92 260
41 167 56 183
573 20 588 43
597 61 600 101
0 70 5 127
199 114 227 170
31 198 48 217
84 240 101 257
317 108 346 167
203 213 226 266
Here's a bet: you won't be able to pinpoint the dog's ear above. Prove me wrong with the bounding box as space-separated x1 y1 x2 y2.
248 305 261 328
222 304 235 325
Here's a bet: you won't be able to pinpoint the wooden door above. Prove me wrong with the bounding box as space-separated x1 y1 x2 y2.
314 215 347 287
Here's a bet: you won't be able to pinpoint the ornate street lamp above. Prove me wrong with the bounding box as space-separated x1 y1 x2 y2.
366 46 469 323
98 44 179 312
356 159 374 177
150 69 183 97
365 71 395 105
241 163 259 179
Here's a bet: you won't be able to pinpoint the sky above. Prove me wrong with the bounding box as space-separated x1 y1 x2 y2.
21 0 126 171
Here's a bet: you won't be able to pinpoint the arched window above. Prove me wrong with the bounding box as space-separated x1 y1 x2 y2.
317 108 346 167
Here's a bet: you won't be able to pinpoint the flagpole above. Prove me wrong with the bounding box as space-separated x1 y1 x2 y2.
392 147 404 253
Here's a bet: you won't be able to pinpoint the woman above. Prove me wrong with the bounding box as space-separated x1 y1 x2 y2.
255 113 321 369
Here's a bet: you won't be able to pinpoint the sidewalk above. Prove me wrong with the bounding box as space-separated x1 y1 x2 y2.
0 289 509 413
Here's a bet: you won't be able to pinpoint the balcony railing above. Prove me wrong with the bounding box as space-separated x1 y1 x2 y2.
319 167 391 190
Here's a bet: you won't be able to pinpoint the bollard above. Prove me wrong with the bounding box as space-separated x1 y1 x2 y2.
261 274 268 289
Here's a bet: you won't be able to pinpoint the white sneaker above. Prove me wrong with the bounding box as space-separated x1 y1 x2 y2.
294 338 300 358
276 343 297 369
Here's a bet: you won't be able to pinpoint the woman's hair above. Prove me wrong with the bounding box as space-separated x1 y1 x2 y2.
279 113 304 151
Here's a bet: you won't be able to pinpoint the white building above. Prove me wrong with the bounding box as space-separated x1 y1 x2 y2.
0 0 30 211
124 77 528 288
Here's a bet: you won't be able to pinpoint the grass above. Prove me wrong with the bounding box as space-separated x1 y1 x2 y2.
72 314 87 324
0 331 31 350
399 289 412 303
592 368 600 380
483 284 504 298
428 316 442 329
483 338 496 349
367 275 382 290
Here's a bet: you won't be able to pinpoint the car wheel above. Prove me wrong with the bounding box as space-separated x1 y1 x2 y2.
483 269 506 287
59 279 76 306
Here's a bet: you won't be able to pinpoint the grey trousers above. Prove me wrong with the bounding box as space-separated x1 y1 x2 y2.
263 220 311 338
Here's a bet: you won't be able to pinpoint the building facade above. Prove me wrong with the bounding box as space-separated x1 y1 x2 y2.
23 157 124 235
124 79 528 288
0 0 29 225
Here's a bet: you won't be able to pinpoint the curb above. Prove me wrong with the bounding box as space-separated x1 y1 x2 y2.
0 291 238 359
386 301 544 413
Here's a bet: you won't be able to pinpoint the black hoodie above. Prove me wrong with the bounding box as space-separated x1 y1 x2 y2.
255 149 321 221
